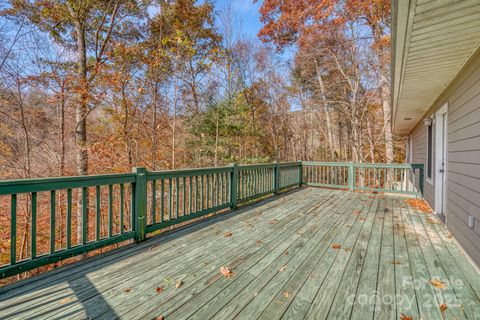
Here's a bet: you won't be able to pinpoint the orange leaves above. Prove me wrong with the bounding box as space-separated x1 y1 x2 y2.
400 314 412 320
405 199 432 214
175 280 184 288
389 260 401 265
440 303 447 315
156 286 164 294
123 287 132 293
220 266 235 278
426 217 440 225
224 231 233 238
279 266 286 272
331 243 341 250
430 279 446 289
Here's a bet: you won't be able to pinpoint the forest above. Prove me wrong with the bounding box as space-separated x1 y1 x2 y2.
0 0 403 280
0 0 401 181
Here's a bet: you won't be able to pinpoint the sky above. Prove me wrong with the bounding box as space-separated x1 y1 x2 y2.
213 0 263 41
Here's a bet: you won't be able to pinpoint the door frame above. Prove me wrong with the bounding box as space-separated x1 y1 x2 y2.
434 103 448 216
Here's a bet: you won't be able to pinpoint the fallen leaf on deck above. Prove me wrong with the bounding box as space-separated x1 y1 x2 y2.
346 224 352 228
220 266 235 278
156 287 164 293
155 316 164 320
405 199 432 213
176 280 184 288
426 217 440 225
353 210 361 215
400 313 412 320
123 288 132 293
203 261 208 266
344 248 353 252
224 231 233 237
389 260 401 265
440 303 447 315
149 244 160 251
59 297 73 304
283 291 291 298
269 219 279 224
430 279 446 289
279 266 286 272
331 243 341 249
283 251 289 256
447 233 453 239
256 240 262 245
359 218 366 222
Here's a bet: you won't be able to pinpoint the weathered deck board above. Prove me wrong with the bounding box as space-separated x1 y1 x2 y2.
1 188 480 320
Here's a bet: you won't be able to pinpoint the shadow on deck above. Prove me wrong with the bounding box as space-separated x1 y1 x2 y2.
1 188 480 319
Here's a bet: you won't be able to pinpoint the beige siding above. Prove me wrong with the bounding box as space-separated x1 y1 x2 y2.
409 48 480 267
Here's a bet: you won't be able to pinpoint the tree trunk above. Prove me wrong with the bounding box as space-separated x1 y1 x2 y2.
74 19 89 244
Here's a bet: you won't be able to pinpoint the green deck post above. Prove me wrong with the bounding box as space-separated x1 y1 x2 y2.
418 164 425 197
230 163 238 209
274 162 280 194
133 167 147 242
347 162 354 191
298 161 303 186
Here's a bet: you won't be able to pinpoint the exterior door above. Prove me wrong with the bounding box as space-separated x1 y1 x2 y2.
435 105 448 216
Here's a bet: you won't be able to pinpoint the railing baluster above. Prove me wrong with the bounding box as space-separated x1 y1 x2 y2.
96 186 101 241
120 184 124 234
161 179 165 221
176 177 180 218
50 190 56 254
11 194 17 265
82 187 88 244
183 177 186 216
31 192 37 259
168 178 173 221
108 185 113 237
151 180 156 225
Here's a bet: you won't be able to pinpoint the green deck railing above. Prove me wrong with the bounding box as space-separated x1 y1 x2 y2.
0 161 422 279
302 162 424 196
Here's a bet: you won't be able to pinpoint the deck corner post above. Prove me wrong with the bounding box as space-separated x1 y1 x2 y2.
274 161 280 194
230 163 238 210
298 161 303 187
418 164 425 198
347 162 355 191
133 167 147 243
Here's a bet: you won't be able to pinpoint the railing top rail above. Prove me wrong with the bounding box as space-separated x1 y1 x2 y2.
147 166 233 180
0 173 136 195
238 163 276 170
279 161 301 167
302 161 351 166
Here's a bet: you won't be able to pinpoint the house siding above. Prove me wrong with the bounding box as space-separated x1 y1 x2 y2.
409 48 480 267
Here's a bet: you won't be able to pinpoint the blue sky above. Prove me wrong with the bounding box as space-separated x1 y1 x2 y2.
213 0 263 40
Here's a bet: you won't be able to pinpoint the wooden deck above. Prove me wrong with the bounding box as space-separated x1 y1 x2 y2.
1 188 480 319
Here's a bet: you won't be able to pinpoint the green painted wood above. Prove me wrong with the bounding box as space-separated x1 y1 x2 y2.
96 186 101 241
133 167 147 243
136 190 345 320
0 188 312 302
408 201 480 318
10 194 17 266
35 190 321 320
400 198 444 319
321 197 380 320
405 201 465 318
66 189 72 247
31 192 37 259
181 192 354 320
374 198 397 319
3 189 480 320
119 184 124 235
50 190 55 254
391 197 420 319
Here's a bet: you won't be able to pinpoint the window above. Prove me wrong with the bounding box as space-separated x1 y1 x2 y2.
427 123 433 181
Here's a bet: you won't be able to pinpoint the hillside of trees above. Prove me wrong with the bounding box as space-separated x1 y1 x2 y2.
0 0 403 182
